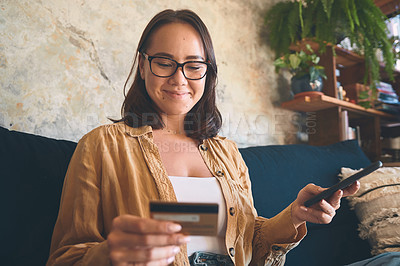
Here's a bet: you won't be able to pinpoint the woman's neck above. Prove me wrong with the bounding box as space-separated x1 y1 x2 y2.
160 114 186 135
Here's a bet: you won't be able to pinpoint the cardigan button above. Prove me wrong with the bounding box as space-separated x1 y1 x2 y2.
272 245 281 251
200 144 208 151
216 170 224 177
229 247 235 257
229 207 235 216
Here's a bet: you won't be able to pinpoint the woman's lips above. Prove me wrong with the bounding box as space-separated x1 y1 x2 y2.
163 90 190 100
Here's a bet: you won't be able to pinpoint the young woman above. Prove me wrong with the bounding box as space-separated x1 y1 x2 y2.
47 9 359 266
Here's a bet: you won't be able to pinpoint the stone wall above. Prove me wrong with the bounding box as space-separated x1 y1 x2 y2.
0 0 299 146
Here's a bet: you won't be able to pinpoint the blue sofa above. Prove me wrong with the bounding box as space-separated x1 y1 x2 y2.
0 126 372 266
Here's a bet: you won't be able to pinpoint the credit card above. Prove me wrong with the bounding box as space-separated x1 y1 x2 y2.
150 201 219 236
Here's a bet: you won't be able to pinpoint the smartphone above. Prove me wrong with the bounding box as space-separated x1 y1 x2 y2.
304 161 382 207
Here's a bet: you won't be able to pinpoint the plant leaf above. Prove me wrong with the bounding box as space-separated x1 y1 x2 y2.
289 54 301 69
321 0 334 19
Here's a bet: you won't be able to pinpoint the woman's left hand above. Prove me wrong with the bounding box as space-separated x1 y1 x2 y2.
291 181 360 228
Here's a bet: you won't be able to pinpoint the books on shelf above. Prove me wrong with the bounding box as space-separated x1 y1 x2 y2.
340 110 349 140
375 82 400 116
342 82 400 116
340 110 360 143
376 102 400 116
376 81 399 104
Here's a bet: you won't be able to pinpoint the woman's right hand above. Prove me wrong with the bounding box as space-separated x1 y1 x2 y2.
107 215 190 266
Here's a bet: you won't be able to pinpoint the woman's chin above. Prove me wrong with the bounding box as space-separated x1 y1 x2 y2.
160 107 192 117
158 103 196 116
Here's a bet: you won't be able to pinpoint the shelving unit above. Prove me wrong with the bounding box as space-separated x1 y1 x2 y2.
282 94 395 118
283 41 399 161
282 94 395 161
291 41 400 96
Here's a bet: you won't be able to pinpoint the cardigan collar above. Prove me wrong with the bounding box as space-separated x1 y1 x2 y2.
120 121 226 142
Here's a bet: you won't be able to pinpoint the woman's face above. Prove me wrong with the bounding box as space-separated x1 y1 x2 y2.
139 23 207 117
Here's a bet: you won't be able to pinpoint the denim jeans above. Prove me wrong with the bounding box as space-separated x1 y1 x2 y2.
345 252 400 266
188 251 234 266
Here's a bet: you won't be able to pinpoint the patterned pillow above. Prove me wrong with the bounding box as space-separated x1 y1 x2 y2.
341 167 400 255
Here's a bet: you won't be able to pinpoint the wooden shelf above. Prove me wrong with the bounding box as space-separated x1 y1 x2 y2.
290 40 364 67
374 0 400 16
281 94 396 119
284 37 399 161
335 47 364 67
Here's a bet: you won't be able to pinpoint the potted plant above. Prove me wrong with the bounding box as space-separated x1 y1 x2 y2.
265 0 395 102
274 44 327 96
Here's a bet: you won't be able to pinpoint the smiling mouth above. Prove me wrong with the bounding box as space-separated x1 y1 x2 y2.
163 90 190 99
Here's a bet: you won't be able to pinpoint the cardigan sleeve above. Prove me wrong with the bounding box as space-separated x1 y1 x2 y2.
251 205 307 265
46 135 111 266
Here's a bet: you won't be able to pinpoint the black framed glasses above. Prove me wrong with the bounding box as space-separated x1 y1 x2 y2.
141 52 210 80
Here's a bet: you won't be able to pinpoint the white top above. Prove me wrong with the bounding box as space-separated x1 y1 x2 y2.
168 176 227 256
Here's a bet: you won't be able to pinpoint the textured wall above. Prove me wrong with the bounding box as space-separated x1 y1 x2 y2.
0 0 298 146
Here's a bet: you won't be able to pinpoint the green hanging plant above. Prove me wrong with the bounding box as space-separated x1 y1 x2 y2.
265 0 395 102
358 90 376 109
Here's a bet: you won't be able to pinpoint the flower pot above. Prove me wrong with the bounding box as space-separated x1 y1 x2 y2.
290 74 323 95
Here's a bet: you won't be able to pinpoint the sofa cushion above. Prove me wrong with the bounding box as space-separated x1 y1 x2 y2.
342 166 400 256
0 127 77 266
239 140 372 266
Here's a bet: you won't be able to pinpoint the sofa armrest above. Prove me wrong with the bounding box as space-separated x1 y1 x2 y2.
0 127 77 266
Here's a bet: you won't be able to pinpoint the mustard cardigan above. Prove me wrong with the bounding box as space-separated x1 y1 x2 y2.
47 122 306 266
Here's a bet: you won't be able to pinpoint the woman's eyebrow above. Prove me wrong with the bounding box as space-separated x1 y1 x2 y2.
186 55 205 60
152 52 205 61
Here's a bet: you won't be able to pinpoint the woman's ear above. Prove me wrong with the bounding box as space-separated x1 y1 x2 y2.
138 54 145 80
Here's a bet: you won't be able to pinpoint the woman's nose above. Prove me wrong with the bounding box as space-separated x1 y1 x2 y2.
169 66 188 85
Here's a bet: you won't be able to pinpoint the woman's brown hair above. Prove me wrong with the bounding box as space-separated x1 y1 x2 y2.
119 9 221 141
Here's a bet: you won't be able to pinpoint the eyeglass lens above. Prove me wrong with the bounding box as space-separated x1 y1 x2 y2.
150 57 208 80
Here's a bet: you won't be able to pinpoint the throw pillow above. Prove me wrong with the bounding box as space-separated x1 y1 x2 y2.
341 166 400 255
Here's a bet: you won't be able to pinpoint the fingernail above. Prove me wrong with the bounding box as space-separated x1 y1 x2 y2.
179 236 191 244
168 223 182 232
318 187 324 192
173 246 180 254
167 256 175 264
